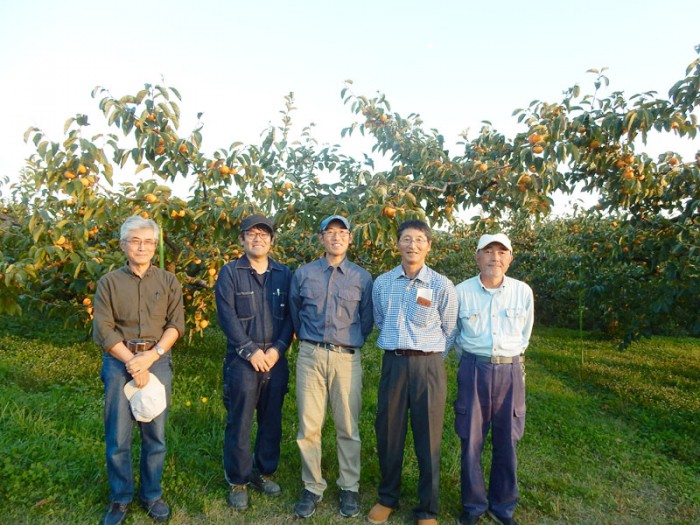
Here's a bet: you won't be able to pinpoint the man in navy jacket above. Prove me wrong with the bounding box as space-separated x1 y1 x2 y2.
215 214 294 511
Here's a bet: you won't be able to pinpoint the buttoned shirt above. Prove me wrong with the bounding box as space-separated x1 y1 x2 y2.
215 254 294 359
454 274 534 358
373 264 457 353
93 264 185 352
289 256 374 349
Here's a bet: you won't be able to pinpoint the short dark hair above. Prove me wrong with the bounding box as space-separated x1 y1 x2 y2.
397 219 432 242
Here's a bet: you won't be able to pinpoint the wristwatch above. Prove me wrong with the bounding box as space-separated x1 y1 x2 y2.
154 344 166 357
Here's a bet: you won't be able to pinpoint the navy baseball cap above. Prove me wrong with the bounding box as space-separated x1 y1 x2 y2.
240 214 274 233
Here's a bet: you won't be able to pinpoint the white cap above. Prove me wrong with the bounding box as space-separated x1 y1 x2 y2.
123 373 167 423
476 233 513 252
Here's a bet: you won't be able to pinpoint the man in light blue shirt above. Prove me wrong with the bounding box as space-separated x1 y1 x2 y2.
453 233 534 525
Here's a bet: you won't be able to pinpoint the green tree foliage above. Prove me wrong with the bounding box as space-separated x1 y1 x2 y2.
1 47 698 347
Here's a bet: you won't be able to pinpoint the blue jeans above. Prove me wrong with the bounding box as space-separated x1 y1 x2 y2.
222 351 289 485
101 352 172 504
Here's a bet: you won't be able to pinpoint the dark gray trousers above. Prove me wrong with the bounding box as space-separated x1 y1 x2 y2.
375 352 446 520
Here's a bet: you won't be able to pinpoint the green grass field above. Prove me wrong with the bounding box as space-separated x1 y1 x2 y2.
0 315 698 525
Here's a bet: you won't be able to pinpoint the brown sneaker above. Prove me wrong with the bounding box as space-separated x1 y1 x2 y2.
368 503 394 524
417 519 437 525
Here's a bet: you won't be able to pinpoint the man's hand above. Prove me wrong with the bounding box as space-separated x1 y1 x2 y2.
126 351 157 378
249 349 271 372
264 348 280 368
132 369 151 388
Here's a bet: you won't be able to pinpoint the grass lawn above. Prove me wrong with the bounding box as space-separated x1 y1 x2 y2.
0 315 698 524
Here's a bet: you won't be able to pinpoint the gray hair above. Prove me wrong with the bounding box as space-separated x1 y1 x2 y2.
120 216 160 242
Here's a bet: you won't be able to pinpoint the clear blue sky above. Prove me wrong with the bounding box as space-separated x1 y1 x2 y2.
1 0 698 209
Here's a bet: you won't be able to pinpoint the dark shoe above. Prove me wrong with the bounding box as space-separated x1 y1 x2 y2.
141 499 170 522
250 470 282 497
295 489 322 518
228 484 249 511
339 489 360 517
102 502 129 525
460 512 483 525
487 510 519 525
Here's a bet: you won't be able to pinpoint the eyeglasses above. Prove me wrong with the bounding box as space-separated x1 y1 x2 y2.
399 236 429 246
125 238 157 248
244 231 271 241
322 230 350 238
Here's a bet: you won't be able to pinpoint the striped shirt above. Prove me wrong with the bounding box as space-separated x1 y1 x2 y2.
373 264 458 353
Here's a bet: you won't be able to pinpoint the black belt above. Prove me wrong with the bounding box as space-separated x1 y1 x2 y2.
304 341 356 354
388 349 435 357
125 339 157 354
467 353 525 364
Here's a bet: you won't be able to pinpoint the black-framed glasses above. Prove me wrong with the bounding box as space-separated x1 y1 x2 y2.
244 231 272 241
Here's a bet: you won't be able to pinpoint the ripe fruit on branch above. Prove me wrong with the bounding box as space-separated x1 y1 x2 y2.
528 132 543 145
382 206 397 218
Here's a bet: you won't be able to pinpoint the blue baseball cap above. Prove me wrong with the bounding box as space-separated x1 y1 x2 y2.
319 215 350 232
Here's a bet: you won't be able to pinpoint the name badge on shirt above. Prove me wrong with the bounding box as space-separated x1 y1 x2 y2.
416 288 432 307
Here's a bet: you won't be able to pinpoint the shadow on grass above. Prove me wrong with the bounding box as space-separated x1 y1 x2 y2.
529 328 700 467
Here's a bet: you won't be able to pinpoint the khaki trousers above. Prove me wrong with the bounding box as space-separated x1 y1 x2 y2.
296 340 363 495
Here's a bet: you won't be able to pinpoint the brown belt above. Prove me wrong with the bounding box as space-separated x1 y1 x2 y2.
389 349 435 357
125 339 157 354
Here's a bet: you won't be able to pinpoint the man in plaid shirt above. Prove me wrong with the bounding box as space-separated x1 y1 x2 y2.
368 219 457 525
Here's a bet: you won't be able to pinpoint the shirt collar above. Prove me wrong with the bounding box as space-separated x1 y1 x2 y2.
321 256 348 273
124 262 153 279
478 274 508 292
238 253 278 272
393 264 431 283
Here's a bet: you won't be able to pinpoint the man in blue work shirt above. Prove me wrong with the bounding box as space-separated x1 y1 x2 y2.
214 214 294 511
453 233 534 525
289 215 374 519
368 219 458 525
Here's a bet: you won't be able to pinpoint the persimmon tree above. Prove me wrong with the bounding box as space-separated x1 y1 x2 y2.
1 46 698 347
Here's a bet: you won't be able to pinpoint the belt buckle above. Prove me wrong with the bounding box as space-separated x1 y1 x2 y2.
127 338 154 353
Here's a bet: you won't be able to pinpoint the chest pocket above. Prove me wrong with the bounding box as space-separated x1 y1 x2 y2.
459 309 484 338
235 291 255 320
272 290 288 320
406 289 434 327
144 290 168 323
336 288 361 321
504 307 526 335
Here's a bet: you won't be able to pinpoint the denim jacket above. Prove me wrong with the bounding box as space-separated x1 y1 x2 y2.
215 254 294 359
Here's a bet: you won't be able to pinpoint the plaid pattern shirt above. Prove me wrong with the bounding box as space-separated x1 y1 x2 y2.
373 264 458 353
